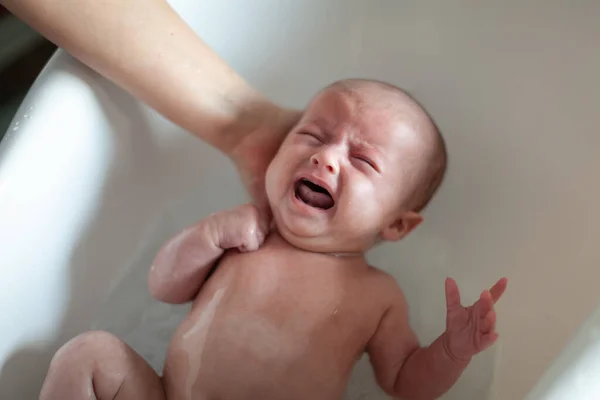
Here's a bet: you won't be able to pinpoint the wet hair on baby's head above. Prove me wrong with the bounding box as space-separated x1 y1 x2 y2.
324 78 448 212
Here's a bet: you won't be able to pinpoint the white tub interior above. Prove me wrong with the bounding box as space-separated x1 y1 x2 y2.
1 1 600 399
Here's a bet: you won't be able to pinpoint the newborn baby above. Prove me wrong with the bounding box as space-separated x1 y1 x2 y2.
40 79 507 400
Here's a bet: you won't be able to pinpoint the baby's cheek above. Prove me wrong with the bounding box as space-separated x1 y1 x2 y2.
268 149 292 179
343 185 382 230
265 160 283 203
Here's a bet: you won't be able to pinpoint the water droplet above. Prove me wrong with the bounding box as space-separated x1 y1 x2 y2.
24 114 29 119
12 126 19 131
15 122 19 125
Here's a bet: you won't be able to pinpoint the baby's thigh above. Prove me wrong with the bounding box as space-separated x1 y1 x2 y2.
41 330 165 400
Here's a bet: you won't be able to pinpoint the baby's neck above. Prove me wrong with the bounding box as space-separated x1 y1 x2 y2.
269 229 367 261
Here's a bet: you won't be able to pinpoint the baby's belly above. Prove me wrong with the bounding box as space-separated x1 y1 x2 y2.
163 303 351 400
162 246 367 400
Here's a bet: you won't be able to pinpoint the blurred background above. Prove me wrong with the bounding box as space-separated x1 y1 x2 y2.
0 6 56 140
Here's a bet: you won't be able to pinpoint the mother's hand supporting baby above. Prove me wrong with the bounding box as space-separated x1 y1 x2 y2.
1 0 301 214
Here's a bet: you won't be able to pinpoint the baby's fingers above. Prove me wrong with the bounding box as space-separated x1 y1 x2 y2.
489 277 508 304
479 332 499 351
477 290 494 317
445 277 462 311
480 310 496 333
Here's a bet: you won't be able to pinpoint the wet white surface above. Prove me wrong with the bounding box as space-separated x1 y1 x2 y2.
2 1 600 399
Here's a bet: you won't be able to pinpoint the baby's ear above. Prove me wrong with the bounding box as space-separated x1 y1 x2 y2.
380 211 423 242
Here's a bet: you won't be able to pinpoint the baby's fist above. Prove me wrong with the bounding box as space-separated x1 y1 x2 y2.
211 203 269 252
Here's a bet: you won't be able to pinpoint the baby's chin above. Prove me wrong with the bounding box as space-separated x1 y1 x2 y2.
272 216 326 250
278 229 336 253
267 195 375 254
272 217 370 255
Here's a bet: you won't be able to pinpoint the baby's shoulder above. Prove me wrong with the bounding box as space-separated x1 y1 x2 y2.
363 265 399 286
362 266 407 303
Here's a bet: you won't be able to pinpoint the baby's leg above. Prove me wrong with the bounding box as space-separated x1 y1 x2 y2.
40 331 165 400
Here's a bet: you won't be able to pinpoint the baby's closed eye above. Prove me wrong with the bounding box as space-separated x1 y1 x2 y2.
297 131 323 144
351 154 379 172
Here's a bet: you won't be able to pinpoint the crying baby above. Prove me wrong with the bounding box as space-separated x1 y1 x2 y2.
40 79 507 400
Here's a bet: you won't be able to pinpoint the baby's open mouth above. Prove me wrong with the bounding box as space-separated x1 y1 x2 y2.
295 179 334 210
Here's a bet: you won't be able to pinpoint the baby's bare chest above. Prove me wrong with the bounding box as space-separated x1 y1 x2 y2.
185 238 385 350
209 240 377 322
164 239 390 399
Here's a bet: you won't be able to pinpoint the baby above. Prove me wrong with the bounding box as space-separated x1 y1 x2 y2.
40 79 507 400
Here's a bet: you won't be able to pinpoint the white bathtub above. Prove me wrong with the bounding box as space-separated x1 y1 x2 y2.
1 1 600 399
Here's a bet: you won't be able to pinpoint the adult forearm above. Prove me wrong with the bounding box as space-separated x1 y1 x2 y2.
394 332 470 400
2 0 275 153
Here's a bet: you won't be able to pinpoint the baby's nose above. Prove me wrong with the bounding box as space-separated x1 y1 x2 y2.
310 151 338 174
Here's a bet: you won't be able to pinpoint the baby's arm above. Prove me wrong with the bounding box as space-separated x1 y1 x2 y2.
368 276 507 399
148 204 268 304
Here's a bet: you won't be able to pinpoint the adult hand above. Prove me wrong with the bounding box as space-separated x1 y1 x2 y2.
3 0 302 217
230 107 302 217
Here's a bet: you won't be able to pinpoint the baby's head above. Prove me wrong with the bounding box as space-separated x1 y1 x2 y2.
265 79 447 254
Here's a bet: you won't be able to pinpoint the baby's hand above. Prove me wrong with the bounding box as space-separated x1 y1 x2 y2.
210 203 269 252
443 277 508 361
